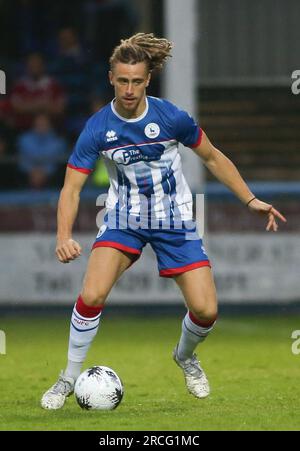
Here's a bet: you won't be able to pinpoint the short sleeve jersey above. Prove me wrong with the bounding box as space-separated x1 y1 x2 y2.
68 96 202 221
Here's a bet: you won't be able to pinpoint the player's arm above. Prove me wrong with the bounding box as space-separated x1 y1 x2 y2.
56 167 88 263
57 117 99 263
192 130 287 231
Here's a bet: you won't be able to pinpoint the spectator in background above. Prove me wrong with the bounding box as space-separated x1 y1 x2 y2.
58 27 85 61
17 113 68 189
10 53 66 131
50 27 92 139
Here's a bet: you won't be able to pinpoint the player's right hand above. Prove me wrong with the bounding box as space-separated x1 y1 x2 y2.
56 238 82 263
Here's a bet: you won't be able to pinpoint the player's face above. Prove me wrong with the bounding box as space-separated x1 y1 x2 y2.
109 62 151 118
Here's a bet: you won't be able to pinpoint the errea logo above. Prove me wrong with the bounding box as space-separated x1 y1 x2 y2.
106 130 118 143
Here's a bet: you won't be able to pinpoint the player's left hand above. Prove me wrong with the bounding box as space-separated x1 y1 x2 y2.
247 198 287 232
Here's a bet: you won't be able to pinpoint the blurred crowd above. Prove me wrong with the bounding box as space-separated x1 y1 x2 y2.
0 0 139 190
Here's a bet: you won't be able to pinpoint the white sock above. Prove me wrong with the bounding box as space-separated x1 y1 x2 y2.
65 360 82 380
177 311 216 361
65 296 103 380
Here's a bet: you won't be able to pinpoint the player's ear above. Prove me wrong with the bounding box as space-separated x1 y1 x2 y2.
108 71 114 86
146 71 151 87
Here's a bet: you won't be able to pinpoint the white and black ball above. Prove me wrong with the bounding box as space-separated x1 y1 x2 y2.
74 366 124 410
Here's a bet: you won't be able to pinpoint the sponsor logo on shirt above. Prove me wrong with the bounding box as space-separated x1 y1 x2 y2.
106 130 118 142
144 123 160 139
111 147 161 165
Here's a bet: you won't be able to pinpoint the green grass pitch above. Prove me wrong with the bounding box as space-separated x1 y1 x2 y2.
0 313 300 431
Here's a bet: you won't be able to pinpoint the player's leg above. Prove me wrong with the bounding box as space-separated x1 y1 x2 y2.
150 225 217 399
175 266 217 358
173 266 218 398
66 246 135 377
41 247 134 410
62 223 143 394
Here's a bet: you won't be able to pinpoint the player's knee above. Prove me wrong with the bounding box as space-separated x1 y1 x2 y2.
193 311 218 324
191 303 218 323
81 289 107 307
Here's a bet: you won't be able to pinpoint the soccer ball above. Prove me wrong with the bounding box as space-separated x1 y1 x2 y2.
74 366 124 410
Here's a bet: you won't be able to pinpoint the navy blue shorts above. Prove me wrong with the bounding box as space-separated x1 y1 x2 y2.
92 221 210 278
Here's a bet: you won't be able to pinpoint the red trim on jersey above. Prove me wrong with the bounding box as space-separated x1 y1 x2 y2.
92 241 141 255
75 295 103 318
67 164 93 174
190 128 203 149
189 311 217 327
159 260 211 277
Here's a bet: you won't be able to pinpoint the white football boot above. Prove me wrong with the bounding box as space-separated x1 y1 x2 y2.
173 345 210 399
41 371 75 410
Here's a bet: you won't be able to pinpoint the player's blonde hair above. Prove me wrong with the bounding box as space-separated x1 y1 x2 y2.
109 33 173 72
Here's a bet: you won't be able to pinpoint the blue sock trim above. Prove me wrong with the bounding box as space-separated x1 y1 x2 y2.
71 322 99 333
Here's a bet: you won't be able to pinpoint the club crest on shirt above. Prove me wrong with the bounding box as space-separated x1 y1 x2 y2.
144 123 160 139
